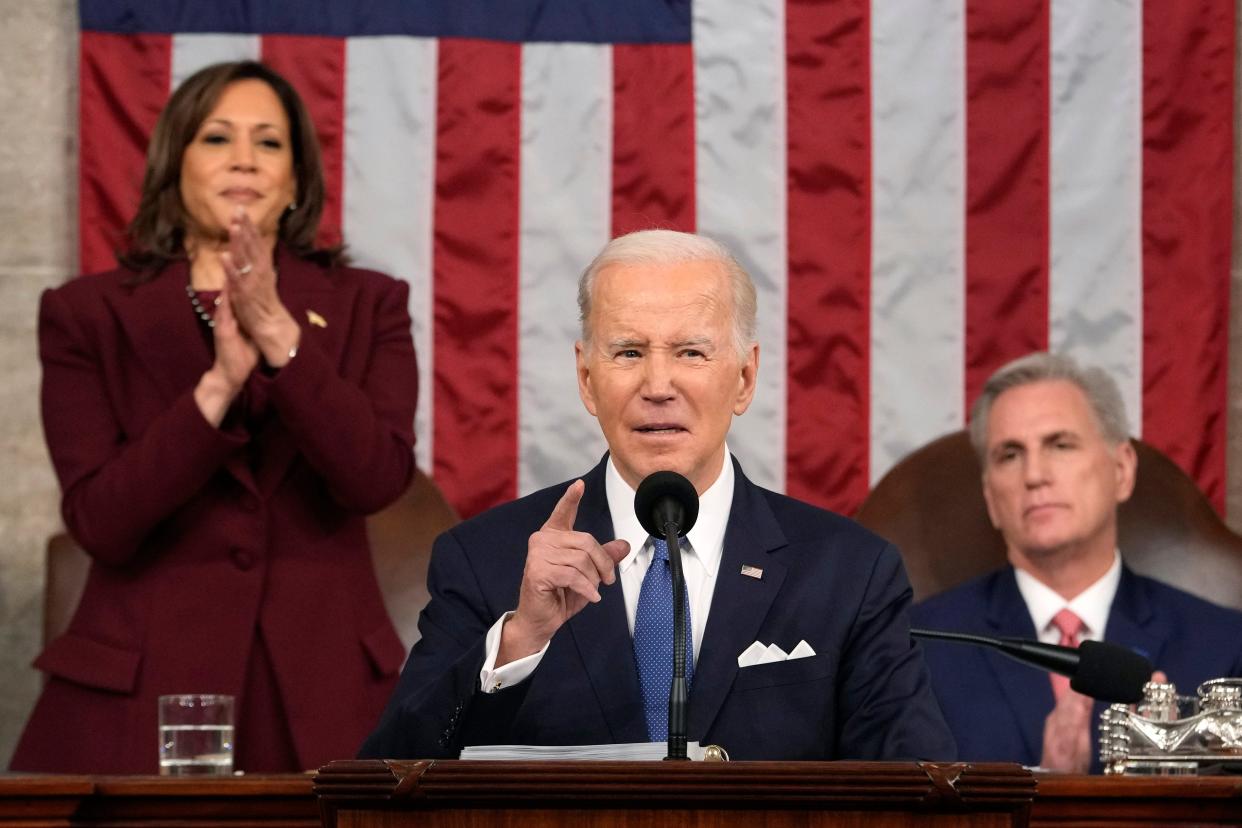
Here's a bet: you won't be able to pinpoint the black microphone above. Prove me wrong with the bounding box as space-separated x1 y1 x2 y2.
911 628 1152 703
634 470 699 539
634 471 700 761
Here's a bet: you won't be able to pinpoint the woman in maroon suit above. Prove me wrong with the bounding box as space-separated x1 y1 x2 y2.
11 61 417 773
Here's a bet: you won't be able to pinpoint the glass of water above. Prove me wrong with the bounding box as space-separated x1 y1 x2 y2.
158 694 234 775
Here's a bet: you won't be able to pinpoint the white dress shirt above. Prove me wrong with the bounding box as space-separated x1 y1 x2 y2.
1013 550 1122 646
478 452 736 693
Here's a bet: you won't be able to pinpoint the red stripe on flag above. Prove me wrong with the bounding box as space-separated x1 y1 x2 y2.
963 1 1050 406
611 44 695 235
1141 0 1234 512
261 36 346 250
431 39 521 518
78 32 171 274
784 0 871 513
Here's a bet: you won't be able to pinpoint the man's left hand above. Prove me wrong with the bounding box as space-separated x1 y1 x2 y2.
1039 690 1093 773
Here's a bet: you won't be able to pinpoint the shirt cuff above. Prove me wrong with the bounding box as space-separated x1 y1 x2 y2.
479 611 548 693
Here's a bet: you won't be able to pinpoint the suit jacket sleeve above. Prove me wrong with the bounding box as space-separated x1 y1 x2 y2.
262 274 416 513
358 527 530 759
836 542 958 760
39 286 250 566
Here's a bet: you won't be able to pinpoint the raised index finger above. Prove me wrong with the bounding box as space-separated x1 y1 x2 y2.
543 479 584 531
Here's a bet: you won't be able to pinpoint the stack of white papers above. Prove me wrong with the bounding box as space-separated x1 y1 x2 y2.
460 742 706 760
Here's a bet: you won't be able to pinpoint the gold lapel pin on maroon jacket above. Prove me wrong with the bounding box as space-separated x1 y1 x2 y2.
307 309 327 328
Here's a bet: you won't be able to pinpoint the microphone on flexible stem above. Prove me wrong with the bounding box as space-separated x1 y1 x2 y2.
634 471 700 761
910 628 1153 703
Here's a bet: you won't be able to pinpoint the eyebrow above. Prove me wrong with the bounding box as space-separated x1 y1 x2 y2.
605 337 646 350
202 118 284 131
990 430 1080 456
604 335 715 350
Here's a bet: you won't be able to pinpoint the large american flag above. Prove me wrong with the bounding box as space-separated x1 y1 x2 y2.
78 1 1233 519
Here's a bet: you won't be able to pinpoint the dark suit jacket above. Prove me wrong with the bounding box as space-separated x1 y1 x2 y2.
12 248 417 773
360 457 955 761
911 566 1242 771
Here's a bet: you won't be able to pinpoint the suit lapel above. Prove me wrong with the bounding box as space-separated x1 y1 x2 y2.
1103 568 1166 669
105 262 259 496
252 250 344 497
105 260 212 405
689 461 787 740
983 568 1051 762
566 458 648 743
269 248 341 359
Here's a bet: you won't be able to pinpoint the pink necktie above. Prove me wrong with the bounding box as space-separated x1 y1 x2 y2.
1049 608 1084 700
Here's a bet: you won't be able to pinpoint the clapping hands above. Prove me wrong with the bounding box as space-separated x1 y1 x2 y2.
219 207 300 369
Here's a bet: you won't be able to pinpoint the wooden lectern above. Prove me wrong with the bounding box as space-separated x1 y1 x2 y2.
314 759 1036 827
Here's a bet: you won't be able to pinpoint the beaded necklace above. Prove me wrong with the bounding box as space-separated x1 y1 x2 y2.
185 282 222 328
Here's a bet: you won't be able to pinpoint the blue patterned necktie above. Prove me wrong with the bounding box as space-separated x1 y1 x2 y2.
633 536 694 741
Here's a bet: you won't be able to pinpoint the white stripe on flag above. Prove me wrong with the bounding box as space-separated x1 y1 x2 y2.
517 43 612 494
342 36 438 472
869 0 966 483
171 34 260 90
693 0 787 492
1048 0 1143 433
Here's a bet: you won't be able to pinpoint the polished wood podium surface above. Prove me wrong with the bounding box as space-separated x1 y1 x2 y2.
3 765 1242 827
0 772 319 826
314 760 1036 827
1033 774 1242 826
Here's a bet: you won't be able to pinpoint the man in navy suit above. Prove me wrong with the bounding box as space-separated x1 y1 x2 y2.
912 353 1242 772
360 230 955 761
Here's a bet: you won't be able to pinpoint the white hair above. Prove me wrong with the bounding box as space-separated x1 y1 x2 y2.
576 229 757 360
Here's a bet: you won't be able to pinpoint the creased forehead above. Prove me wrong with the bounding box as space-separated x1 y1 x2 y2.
590 263 733 336
592 260 730 307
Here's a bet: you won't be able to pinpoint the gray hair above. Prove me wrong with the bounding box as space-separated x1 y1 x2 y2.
577 229 757 360
969 352 1131 460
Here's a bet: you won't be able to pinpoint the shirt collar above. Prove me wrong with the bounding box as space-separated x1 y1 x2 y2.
606 451 734 579
1013 549 1122 639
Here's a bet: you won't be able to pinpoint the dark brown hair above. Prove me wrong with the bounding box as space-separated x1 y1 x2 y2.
120 60 340 274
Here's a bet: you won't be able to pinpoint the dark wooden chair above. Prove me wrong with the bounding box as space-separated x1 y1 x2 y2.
364 468 459 651
43 469 459 651
855 430 1242 611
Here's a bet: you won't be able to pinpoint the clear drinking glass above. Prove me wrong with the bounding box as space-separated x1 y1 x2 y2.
158 694 234 775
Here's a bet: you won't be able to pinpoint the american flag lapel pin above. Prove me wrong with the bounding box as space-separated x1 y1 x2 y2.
740 564 763 580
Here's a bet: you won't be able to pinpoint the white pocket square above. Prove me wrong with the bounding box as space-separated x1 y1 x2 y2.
737 639 815 668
